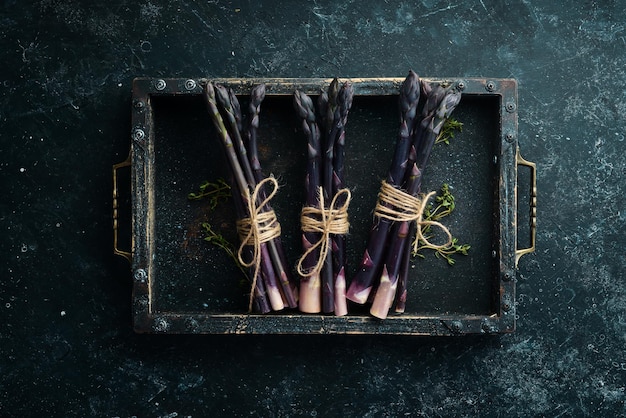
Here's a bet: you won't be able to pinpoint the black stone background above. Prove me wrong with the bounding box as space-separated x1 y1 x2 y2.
2 1 625 416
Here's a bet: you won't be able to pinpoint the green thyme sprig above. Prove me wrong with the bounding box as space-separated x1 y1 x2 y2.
201 222 247 277
189 179 246 276
433 237 471 265
435 117 463 145
413 183 471 265
423 182 456 223
187 179 231 209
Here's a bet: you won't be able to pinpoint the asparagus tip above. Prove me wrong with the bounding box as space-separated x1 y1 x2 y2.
214 83 231 106
293 90 315 122
251 83 266 101
338 82 354 119
328 78 339 105
204 81 216 99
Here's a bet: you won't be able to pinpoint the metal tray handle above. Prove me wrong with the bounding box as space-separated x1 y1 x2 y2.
515 149 536 267
113 155 132 263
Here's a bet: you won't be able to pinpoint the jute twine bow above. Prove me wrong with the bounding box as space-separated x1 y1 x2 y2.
236 176 282 311
374 180 453 253
296 187 351 277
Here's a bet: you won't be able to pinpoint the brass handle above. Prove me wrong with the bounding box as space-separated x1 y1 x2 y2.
515 149 536 267
113 155 132 263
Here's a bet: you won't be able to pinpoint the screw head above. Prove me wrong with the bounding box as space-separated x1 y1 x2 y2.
456 80 466 91
133 99 145 110
134 269 147 282
506 132 515 142
486 81 495 92
451 321 463 333
184 79 197 90
132 128 145 141
505 102 517 112
155 79 166 91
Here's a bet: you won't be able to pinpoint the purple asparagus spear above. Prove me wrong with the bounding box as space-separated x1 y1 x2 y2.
370 88 462 319
293 89 323 313
346 70 421 304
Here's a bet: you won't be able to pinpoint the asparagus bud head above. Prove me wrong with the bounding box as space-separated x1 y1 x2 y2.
215 84 232 110
400 70 420 119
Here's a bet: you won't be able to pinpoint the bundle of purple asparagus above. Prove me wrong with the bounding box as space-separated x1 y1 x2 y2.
203 82 298 313
294 79 354 315
345 71 462 319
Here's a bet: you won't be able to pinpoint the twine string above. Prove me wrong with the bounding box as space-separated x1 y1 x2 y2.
236 176 282 312
374 180 453 254
296 187 351 278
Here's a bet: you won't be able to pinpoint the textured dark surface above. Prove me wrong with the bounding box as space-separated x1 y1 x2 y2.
1 1 625 416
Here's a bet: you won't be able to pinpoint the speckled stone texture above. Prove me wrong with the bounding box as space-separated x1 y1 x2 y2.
1 1 624 416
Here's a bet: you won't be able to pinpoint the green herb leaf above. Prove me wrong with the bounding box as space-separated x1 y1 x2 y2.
412 183 470 265
436 117 463 145
187 179 231 210
189 180 247 278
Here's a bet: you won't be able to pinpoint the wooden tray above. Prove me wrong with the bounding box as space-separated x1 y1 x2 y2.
113 77 536 335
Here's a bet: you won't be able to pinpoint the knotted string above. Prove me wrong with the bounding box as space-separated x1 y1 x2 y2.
296 187 351 278
374 180 453 253
236 176 282 312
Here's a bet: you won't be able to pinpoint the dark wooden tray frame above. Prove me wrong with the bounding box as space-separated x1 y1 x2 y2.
114 77 535 335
